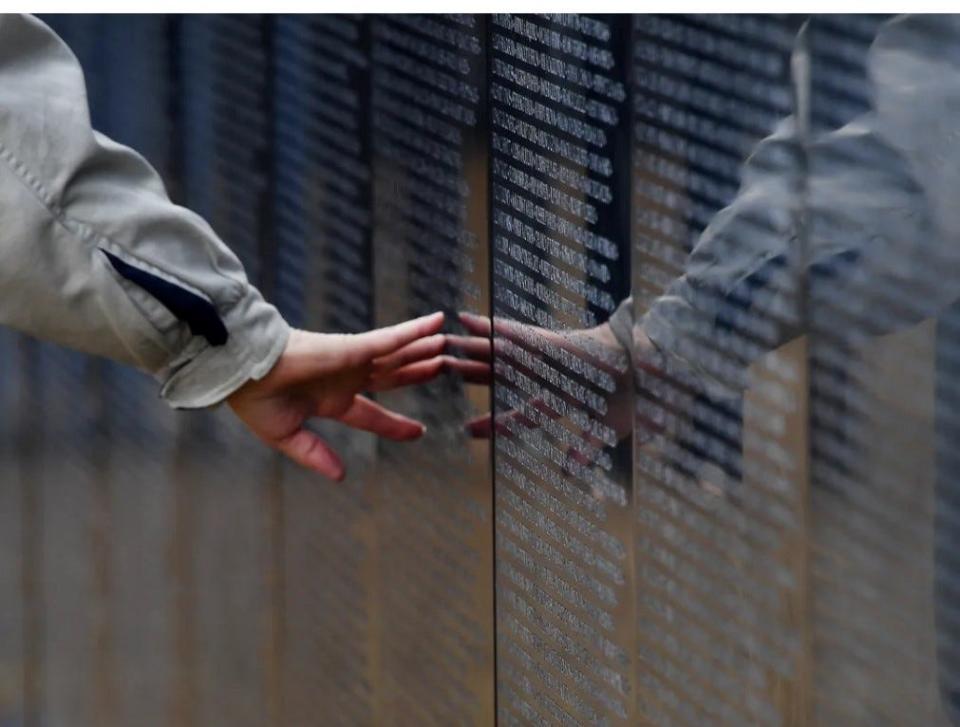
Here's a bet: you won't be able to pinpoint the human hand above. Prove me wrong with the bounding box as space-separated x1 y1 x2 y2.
447 313 636 458
228 312 448 481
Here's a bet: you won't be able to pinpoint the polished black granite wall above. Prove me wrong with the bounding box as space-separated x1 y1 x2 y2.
2 13 956 726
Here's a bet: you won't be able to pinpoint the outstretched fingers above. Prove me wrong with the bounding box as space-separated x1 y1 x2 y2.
372 333 446 373
368 356 446 391
353 312 445 362
275 428 345 481
445 334 494 363
338 395 426 440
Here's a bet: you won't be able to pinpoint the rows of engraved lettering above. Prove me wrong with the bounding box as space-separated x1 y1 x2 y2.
638 15 791 77
633 145 800 390
632 218 802 371
372 58 476 127
496 519 629 724
633 17 791 120
272 32 369 217
495 257 597 329
630 9 793 340
637 613 781 727
635 451 800 715
492 14 615 70
494 156 599 224
496 231 615 323
291 491 371 699
634 482 795 619
632 75 785 167
372 181 479 319
504 612 626 719
494 348 618 452
635 486 798 638
806 453 934 582
204 40 267 278
808 263 943 354
492 83 608 148
637 332 797 449
273 22 370 331
497 554 625 724
370 19 481 316
494 360 631 727
632 359 802 523
387 13 481 56
372 18 474 77
631 46 789 129
372 95 464 171
378 203 479 292
489 20 617 138
806 504 939 722
498 666 579 727
489 19 620 304
500 630 618 725
635 539 797 721
492 385 624 508
492 191 618 279
378 490 485 644
492 57 618 127
807 405 934 531
378 477 485 716
496 484 631 715
495 207 611 294
372 38 479 107
498 563 627 694
635 424 799 546
379 445 487 561
807 393 932 508
637 134 795 724
809 19 885 133
371 18 478 149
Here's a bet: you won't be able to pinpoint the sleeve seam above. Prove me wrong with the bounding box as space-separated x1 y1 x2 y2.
0 139 247 309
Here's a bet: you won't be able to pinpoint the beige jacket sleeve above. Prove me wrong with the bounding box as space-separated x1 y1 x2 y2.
0 14 289 408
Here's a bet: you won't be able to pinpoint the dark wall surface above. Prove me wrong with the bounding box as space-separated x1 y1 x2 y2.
2 12 957 726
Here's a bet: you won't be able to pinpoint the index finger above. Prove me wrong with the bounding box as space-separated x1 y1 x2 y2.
353 312 445 360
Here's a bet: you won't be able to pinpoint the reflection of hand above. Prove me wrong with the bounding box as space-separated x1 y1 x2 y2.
447 312 640 465
228 312 448 481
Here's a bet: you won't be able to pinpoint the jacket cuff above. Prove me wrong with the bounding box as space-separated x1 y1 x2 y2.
158 285 290 409
607 297 634 355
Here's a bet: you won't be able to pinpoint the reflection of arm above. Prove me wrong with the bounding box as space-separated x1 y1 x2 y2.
612 118 806 398
613 102 953 397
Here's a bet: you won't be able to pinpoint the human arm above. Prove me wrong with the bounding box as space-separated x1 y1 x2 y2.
0 14 448 479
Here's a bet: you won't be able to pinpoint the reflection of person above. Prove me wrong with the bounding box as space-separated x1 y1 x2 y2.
0 14 450 481
457 14 960 721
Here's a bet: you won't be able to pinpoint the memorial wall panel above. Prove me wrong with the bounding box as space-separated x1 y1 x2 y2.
25 16 179 727
805 14 956 725
177 16 277 727
0 330 23 726
631 14 807 726
272 15 378 725
81 18 180 727
370 14 494 724
489 14 635 725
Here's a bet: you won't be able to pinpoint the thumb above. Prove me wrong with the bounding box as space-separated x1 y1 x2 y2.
275 428 345 481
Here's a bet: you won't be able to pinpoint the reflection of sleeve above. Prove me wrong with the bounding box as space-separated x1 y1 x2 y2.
616 118 806 398
625 104 949 397
0 15 289 408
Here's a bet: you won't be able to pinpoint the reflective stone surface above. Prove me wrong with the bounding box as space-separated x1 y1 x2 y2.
371 14 494 724
2 12 958 726
489 14 635 725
